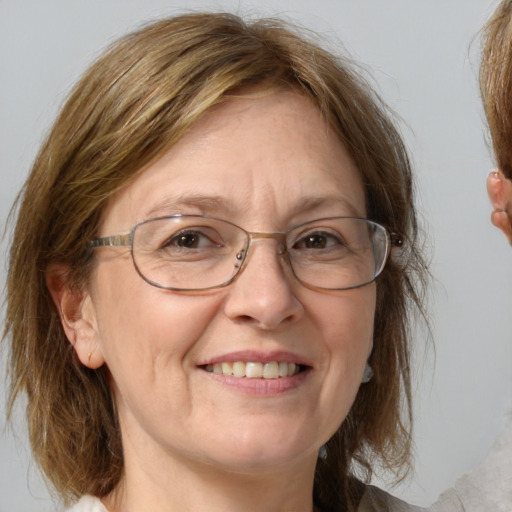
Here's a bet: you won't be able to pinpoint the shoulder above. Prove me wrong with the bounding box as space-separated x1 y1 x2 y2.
66 495 108 512
450 413 512 511
359 416 512 512
358 485 426 512
358 485 466 512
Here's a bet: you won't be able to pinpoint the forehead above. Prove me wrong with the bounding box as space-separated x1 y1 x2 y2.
100 90 365 233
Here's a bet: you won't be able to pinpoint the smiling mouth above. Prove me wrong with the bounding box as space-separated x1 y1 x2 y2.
203 361 305 379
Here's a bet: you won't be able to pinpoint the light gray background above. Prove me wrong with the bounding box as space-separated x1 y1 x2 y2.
1 0 511 510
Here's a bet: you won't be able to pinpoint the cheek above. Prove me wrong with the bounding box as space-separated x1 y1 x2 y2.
317 286 376 358
91 260 223 381
312 287 376 425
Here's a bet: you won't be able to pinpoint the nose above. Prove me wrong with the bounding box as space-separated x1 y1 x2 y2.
223 238 304 330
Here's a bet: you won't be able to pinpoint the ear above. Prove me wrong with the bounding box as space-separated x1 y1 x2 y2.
45 264 105 369
487 170 512 243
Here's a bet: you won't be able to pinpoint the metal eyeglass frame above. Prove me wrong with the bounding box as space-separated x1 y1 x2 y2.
89 214 403 292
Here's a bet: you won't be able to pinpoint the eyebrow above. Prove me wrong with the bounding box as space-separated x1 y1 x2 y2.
144 195 235 219
292 196 364 218
144 194 365 221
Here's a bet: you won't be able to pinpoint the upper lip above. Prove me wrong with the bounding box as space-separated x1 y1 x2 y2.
198 350 313 367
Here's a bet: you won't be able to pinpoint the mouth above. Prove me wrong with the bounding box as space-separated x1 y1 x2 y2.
202 361 307 379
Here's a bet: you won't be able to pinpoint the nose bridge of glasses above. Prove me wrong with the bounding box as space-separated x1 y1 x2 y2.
233 231 291 285
247 232 287 255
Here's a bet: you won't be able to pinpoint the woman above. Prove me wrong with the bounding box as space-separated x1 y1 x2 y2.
4 13 428 512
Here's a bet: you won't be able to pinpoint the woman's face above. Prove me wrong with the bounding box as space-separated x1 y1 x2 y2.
81 90 375 476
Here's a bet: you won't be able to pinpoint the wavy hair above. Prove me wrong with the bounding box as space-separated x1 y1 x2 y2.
481 0 512 178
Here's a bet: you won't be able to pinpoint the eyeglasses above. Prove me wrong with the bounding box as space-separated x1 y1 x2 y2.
89 215 402 291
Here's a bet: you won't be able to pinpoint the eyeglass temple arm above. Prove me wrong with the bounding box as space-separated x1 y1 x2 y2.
89 234 132 248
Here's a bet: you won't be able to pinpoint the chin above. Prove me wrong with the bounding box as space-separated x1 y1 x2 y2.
197 427 321 473
207 448 313 475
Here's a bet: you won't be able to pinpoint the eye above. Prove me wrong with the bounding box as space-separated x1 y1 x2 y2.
293 231 344 250
163 229 220 250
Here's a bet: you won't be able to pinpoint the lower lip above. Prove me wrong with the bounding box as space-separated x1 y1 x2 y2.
202 368 311 396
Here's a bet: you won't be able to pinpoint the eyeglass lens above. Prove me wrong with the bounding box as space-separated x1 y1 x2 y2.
131 216 389 291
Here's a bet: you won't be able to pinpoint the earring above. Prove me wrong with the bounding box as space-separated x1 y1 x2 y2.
318 444 327 460
361 362 374 383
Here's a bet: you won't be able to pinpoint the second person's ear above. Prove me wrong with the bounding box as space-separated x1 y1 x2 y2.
487 170 512 243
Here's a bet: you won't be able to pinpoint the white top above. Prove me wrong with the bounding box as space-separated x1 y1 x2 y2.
67 495 108 512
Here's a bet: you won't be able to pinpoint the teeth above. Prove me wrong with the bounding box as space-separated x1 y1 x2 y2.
233 361 246 378
263 362 279 379
221 362 233 375
279 362 289 377
204 361 301 379
246 362 263 378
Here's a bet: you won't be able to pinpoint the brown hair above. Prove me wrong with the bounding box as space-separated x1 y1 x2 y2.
481 0 512 178
4 13 427 511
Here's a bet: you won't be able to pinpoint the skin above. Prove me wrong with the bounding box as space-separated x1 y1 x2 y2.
487 170 512 242
48 90 376 512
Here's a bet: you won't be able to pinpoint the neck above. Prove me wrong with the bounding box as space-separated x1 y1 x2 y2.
103 442 318 512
